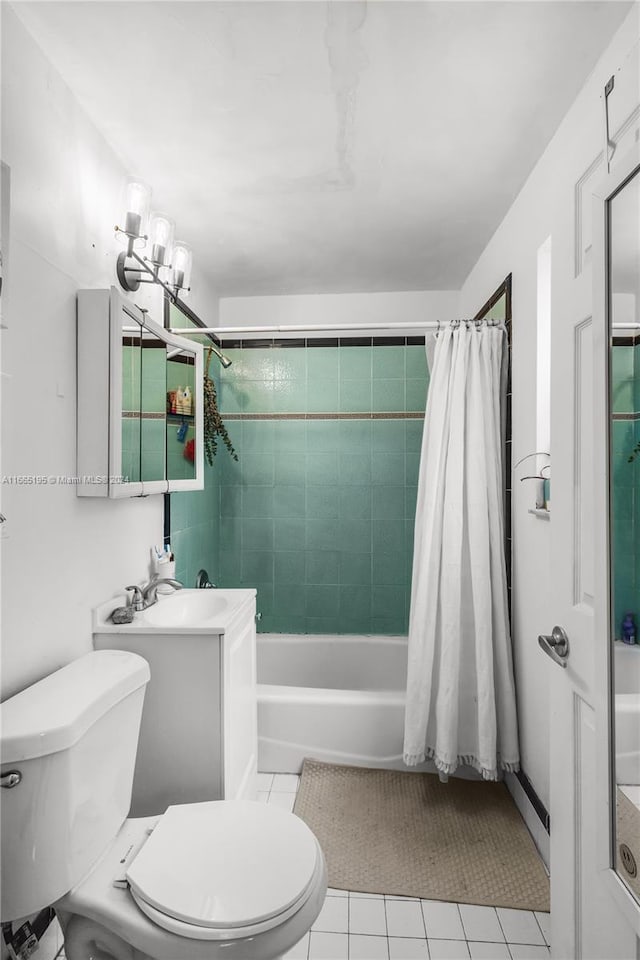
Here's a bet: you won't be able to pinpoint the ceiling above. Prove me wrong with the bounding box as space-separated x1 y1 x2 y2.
14 1 632 297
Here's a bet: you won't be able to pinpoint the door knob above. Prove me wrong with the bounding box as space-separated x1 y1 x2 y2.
538 626 570 668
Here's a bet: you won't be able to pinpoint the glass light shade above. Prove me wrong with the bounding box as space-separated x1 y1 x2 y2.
148 212 175 267
122 178 151 239
172 242 193 294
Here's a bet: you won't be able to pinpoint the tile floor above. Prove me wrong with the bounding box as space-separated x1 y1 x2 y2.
41 773 551 960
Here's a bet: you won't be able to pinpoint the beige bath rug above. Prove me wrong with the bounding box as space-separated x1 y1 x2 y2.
293 758 550 911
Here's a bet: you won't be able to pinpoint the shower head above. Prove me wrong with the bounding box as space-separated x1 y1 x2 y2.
210 345 232 369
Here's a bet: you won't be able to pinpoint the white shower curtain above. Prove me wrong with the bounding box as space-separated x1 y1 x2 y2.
403 321 520 781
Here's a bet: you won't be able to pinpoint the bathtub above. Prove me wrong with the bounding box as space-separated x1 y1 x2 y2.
613 644 640 785
257 633 430 774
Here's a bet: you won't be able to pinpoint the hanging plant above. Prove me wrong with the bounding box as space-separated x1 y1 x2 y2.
628 440 640 464
204 347 238 465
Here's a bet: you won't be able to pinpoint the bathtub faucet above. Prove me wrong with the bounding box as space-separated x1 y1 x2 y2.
195 569 217 589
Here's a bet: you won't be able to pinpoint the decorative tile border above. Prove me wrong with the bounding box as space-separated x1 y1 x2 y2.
612 334 640 346
219 336 427 350
221 411 425 421
612 411 640 421
123 411 166 419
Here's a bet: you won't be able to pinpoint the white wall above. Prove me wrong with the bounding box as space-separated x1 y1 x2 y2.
219 289 458 332
0 7 220 700
459 5 640 811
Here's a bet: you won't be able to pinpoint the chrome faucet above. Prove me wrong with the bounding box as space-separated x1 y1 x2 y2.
126 575 183 611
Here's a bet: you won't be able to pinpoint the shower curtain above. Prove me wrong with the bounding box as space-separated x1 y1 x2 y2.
403 321 520 781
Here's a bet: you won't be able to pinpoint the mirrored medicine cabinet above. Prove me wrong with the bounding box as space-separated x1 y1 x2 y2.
77 287 204 497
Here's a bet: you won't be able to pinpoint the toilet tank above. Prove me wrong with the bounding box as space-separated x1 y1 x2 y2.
0 650 150 922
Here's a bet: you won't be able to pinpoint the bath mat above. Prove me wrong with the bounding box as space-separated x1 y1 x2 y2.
293 758 550 911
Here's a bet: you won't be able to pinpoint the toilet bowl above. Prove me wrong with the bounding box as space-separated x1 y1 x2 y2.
56 800 327 960
0 651 326 960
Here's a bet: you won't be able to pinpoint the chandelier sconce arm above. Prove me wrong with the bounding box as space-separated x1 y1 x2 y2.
114 229 190 301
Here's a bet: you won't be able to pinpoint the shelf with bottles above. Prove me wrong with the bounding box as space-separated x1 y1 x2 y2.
167 412 194 423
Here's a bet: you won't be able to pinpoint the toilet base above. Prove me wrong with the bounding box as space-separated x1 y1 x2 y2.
60 914 288 960
59 870 326 960
55 815 327 960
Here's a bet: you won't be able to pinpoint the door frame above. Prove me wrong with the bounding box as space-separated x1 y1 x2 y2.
593 140 640 936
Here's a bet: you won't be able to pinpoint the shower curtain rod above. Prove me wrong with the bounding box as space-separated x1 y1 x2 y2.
168 321 453 335
166 321 640 336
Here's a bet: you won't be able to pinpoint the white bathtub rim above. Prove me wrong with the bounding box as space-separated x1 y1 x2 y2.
258 633 408 645
258 683 405 705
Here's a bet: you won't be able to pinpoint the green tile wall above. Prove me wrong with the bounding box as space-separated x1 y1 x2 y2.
611 343 640 639
171 462 220 589
211 342 428 634
121 417 141 483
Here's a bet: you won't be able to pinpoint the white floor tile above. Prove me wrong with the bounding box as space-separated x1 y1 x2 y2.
468 941 511 959
351 891 385 899
507 946 550 960
283 931 310 959
428 940 471 959
458 906 505 943
256 772 275 790
496 910 544 946
268 792 296 812
312 894 349 933
349 896 387 936
388 937 430 960
257 790 270 802
385 899 426 939
308 931 348 960
533 913 550 947
327 888 349 898
385 894 420 901
421 900 465 940
349 934 390 959
272 773 300 792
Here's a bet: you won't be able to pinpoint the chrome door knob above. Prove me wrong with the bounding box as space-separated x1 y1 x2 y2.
538 626 570 667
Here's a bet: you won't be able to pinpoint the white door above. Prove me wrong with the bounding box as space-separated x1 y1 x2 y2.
546 146 639 957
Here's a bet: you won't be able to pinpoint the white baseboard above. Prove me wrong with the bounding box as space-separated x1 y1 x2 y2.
505 771 550 873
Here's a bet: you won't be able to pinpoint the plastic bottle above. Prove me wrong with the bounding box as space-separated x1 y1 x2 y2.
621 613 637 644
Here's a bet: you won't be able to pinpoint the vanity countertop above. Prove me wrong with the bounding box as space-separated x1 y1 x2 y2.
93 588 256 636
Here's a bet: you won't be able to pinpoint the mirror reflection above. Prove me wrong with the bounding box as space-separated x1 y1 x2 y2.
121 319 141 484
166 346 196 483
119 310 199 488
140 325 168 483
609 164 640 902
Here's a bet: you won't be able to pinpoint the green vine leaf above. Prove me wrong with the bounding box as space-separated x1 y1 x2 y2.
628 440 640 464
203 370 238 465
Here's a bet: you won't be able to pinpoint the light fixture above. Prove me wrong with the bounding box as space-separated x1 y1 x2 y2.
116 178 151 248
113 178 227 366
171 242 192 296
147 212 175 268
115 187 180 295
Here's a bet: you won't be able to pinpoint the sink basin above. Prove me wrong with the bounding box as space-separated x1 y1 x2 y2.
142 590 230 628
94 587 256 635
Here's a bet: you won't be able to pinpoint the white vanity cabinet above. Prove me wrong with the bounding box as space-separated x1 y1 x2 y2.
93 590 258 817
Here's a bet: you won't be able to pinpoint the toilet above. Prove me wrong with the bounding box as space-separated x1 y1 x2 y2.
0 650 327 960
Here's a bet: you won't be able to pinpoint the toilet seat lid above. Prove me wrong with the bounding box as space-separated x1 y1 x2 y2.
126 801 320 931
